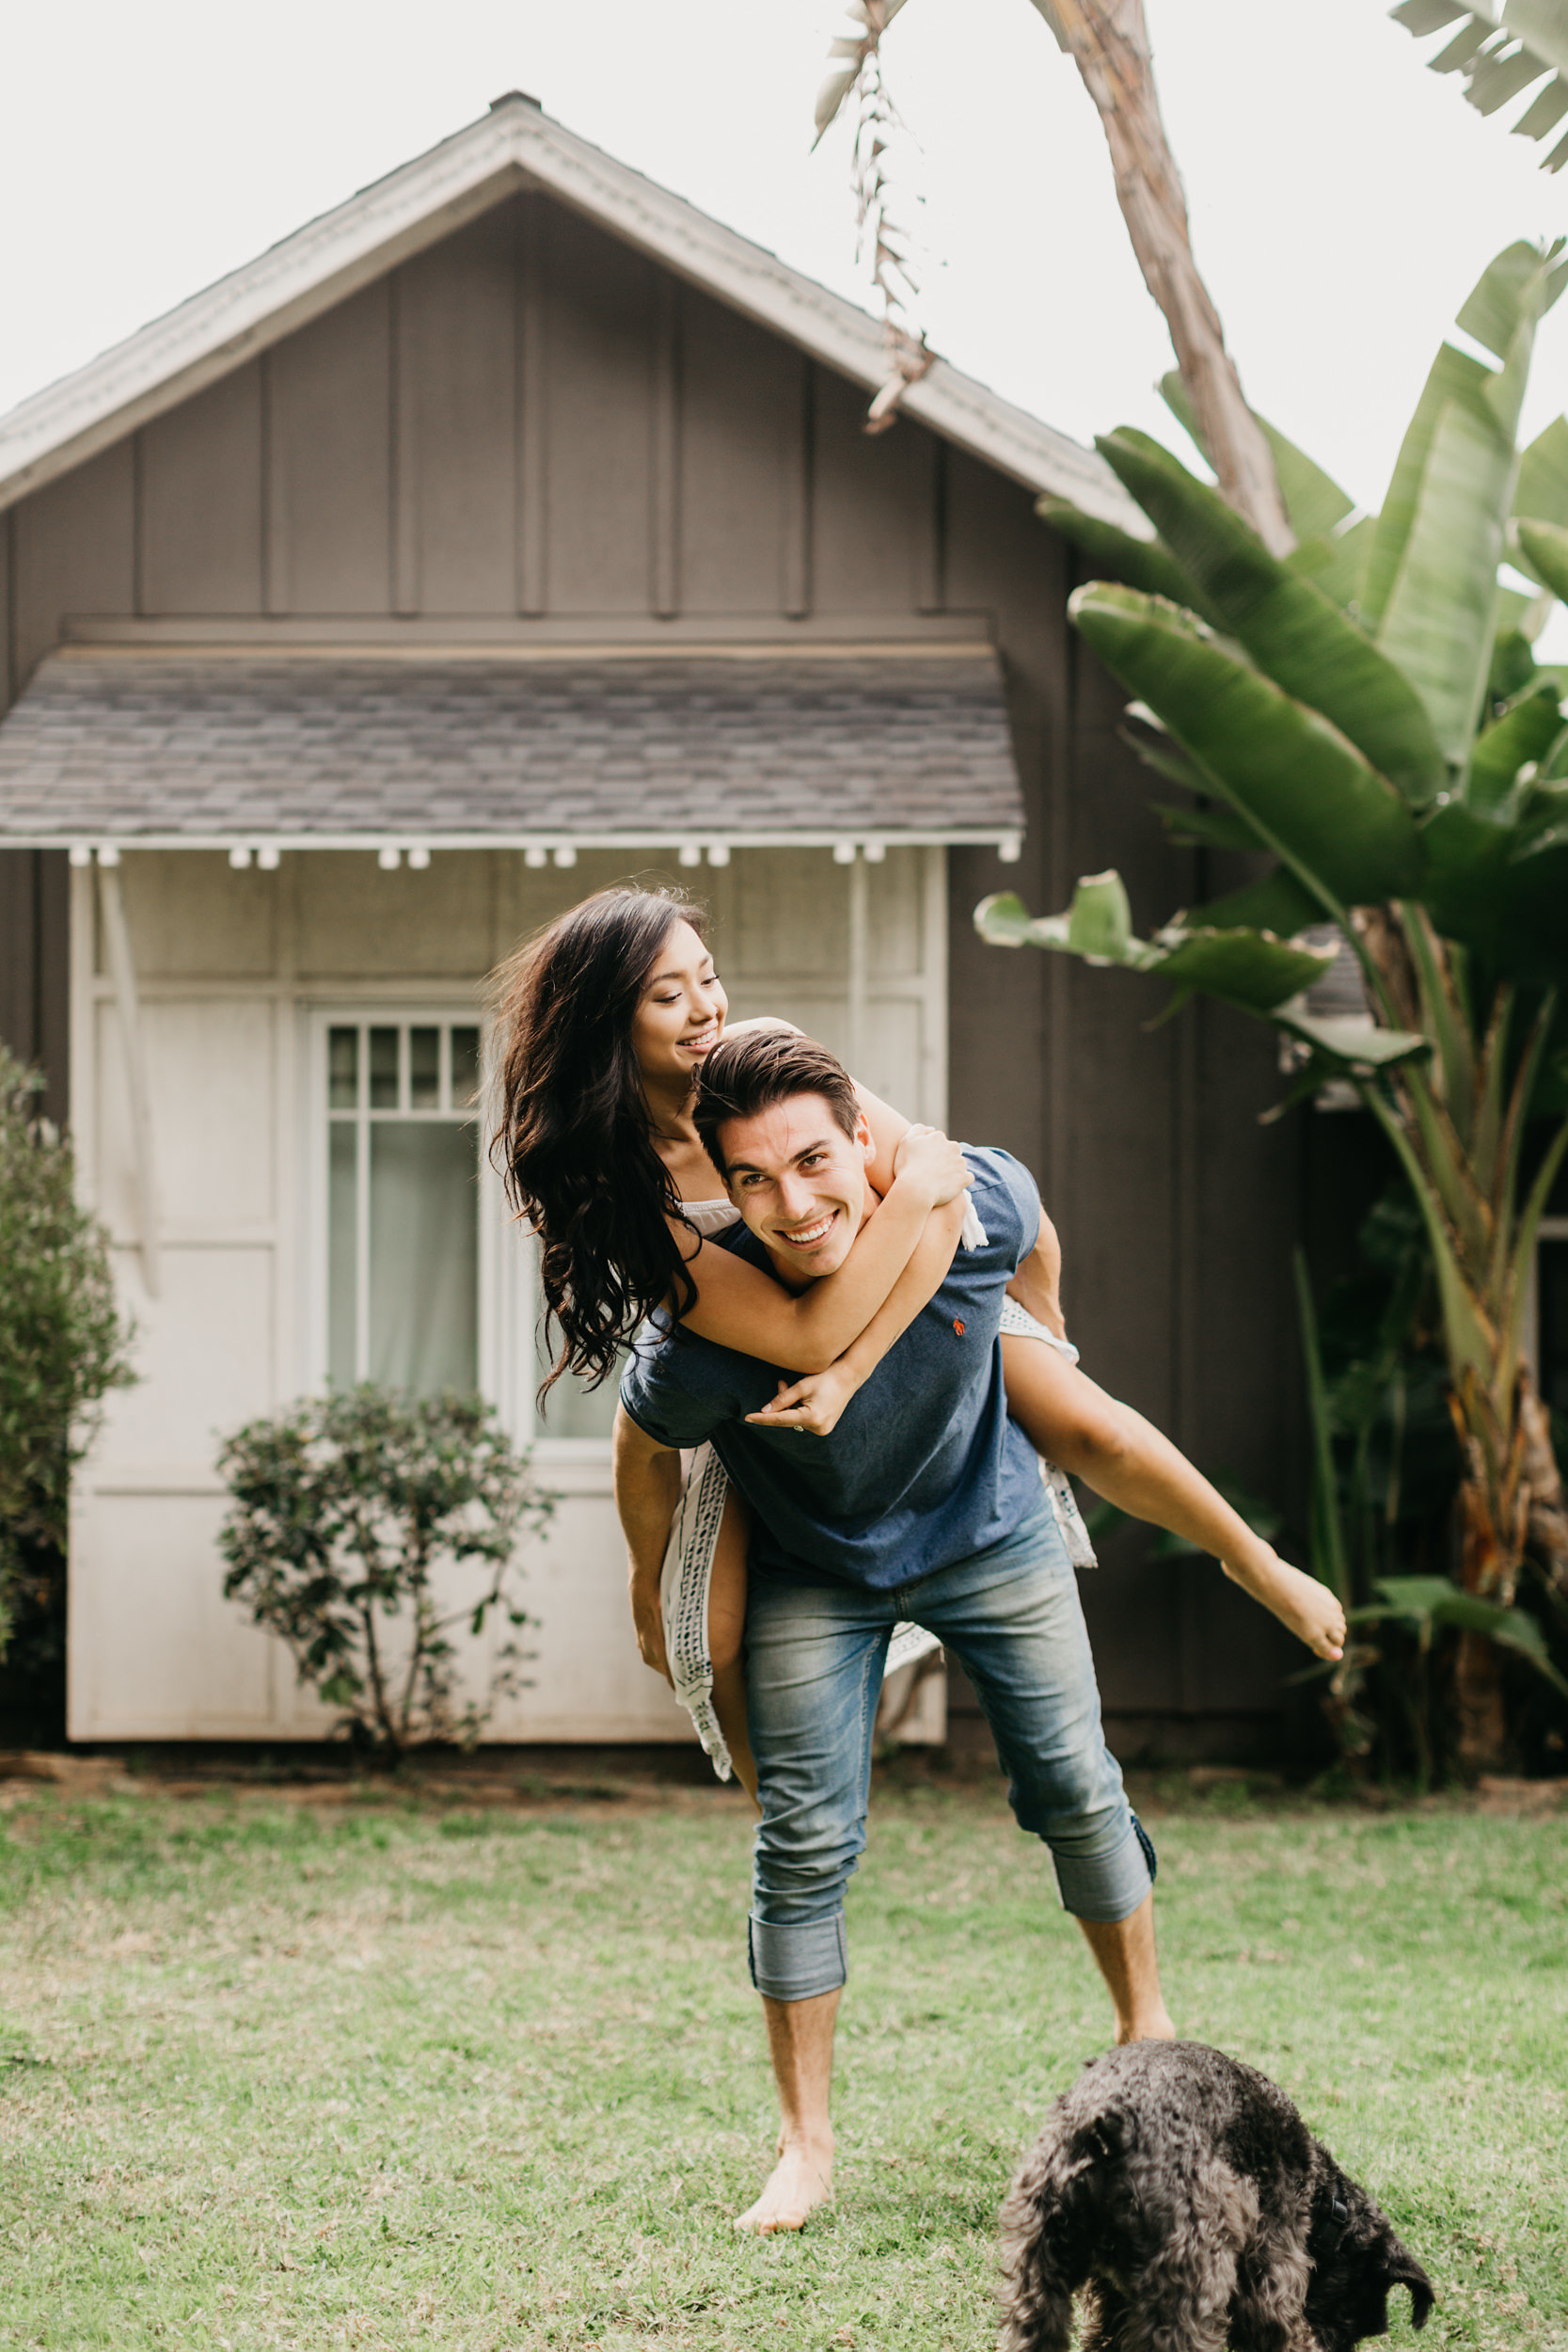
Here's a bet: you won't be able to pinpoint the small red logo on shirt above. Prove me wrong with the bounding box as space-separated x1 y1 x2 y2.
952 1319 966 1336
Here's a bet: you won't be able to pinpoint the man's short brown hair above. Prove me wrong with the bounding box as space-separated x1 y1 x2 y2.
694 1031 861 1179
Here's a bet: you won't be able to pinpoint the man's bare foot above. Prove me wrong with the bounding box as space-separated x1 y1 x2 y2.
1115 2004 1177 2045
734 2133 834 2233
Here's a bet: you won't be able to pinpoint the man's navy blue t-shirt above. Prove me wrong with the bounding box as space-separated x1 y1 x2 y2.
618 1148 1042 1591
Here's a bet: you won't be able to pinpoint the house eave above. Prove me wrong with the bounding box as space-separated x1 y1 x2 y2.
22 828 1023 862
0 96 1141 532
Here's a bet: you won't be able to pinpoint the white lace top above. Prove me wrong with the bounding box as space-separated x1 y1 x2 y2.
678 1196 742 1235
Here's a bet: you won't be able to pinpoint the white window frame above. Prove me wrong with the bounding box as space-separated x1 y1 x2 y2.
301 1003 612 1468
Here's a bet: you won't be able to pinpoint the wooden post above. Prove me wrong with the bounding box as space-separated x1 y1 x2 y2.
95 859 161 1298
846 849 869 1082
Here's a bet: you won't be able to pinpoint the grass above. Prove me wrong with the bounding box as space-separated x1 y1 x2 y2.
0 1769 1564 2351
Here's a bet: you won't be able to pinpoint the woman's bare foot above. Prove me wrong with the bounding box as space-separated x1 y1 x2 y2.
734 2131 834 2233
1233 1553 1346 1660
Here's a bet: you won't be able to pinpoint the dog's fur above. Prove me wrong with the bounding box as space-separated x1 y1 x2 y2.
999 2042 1433 2352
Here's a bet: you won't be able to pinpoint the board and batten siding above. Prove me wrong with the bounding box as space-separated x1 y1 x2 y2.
0 183 1303 1751
64 844 949 1740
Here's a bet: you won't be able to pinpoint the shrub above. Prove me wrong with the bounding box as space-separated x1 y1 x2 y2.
217 1386 554 1756
0 1046 134 1667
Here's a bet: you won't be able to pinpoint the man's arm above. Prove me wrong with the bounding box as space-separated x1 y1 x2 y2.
612 1404 685 1682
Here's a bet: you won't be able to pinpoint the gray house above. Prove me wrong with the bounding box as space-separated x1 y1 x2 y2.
0 95 1305 1755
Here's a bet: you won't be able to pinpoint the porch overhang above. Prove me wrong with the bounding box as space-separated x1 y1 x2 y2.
0 644 1025 864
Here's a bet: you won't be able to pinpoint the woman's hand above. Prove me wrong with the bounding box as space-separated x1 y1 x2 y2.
745 1364 862 1438
892 1123 972 1210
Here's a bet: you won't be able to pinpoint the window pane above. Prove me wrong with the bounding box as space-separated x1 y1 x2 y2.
409 1026 440 1111
328 1026 358 1110
1541 1239 1568 1420
369 1123 479 1395
451 1025 481 1109
533 1245 622 1440
370 1026 400 1110
328 1122 359 1386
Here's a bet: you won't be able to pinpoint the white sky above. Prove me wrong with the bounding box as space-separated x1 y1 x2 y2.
4 0 1566 521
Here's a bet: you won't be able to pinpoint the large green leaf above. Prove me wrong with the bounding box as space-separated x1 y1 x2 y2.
974 887 1336 1010
1034 496 1221 622
1371 246 1565 764
1368 1571 1568 1695
1514 515 1568 598
1373 354 1512 761
1419 799 1522 963
974 880 1157 969
1286 516 1375 614
1392 5 1568 173
1152 928 1338 1011
1097 429 1447 804
1420 787 1568 979
1180 868 1324 936
1514 414 1568 522
1069 584 1426 908
1271 1009 1432 1072
1158 368 1355 541
1466 682 1564 810
1149 799 1269 853
1458 235 1568 363
1362 344 1492 633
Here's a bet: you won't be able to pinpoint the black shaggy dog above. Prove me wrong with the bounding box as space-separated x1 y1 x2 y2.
999 2042 1433 2352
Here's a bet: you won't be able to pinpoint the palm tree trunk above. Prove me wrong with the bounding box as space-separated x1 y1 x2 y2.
1034 0 1293 553
1520 1370 1568 1596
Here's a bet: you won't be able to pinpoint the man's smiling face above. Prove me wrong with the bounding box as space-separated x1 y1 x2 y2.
718 1092 875 1285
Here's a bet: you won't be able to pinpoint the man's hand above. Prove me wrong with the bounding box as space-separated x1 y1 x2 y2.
745 1363 861 1437
892 1123 972 1210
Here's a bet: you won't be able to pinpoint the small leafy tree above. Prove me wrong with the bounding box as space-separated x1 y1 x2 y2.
0 1045 134 1665
218 1387 554 1758
977 242 1568 1767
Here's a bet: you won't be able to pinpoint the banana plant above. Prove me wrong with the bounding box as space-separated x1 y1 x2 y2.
978 241 1568 1765
1389 2 1568 172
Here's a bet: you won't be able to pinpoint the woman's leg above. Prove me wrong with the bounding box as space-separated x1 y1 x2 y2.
708 1486 758 1805
1001 1330 1108 1464
1002 1333 1346 1656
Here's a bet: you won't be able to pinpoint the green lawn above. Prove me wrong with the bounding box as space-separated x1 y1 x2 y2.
1 1770 1563 2351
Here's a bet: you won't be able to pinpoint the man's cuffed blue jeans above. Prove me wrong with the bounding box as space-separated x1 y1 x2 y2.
744 1502 1154 2003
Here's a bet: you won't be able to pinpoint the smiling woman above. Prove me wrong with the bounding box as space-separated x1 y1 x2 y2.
490 884 974 1791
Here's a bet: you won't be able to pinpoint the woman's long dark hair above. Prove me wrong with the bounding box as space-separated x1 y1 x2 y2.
490 885 707 1401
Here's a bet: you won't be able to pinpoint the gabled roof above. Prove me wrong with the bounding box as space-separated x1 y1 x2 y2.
0 93 1137 531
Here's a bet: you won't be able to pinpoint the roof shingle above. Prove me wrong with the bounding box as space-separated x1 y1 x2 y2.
0 649 1024 846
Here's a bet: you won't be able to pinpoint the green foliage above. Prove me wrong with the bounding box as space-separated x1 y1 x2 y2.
1291 1191 1568 1782
0 1046 134 1661
216 1387 555 1757
1391 1 1568 175
993 242 1568 1756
